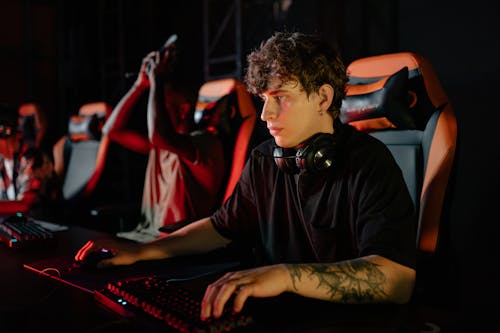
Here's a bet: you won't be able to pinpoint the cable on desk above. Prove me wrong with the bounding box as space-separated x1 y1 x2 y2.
41 267 61 278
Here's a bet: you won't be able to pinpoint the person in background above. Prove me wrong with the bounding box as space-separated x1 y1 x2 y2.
104 37 226 242
17 102 49 152
0 102 61 220
76 31 416 319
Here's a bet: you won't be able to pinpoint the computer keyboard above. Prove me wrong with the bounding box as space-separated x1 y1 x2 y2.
94 275 254 333
0 214 54 248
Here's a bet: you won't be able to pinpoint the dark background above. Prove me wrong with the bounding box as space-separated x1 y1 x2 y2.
1 0 499 322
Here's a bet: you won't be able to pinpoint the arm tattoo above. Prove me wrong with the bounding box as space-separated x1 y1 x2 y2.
288 258 387 302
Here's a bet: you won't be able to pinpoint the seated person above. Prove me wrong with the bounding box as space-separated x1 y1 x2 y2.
0 102 61 220
105 39 226 242
18 102 49 152
76 32 416 319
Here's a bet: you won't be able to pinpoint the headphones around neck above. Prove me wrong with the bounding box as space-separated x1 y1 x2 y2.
273 133 336 174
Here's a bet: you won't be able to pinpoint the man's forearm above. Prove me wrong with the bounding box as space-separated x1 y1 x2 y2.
139 217 231 261
286 255 414 304
103 82 146 135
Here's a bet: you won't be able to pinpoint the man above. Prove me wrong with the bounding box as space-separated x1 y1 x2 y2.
0 103 61 219
104 38 226 242
76 32 416 319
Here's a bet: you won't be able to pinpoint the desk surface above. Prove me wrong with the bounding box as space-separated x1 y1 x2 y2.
0 224 464 333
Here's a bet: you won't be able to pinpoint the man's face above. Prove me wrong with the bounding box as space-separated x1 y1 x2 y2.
164 89 193 134
0 134 20 159
259 79 329 148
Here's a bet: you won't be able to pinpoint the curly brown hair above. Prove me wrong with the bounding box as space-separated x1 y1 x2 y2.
244 31 348 120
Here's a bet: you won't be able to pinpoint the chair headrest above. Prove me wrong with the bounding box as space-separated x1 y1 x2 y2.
18 103 42 117
79 102 112 119
68 114 102 142
340 52 449 131
68 102 111 142
194 78 239 129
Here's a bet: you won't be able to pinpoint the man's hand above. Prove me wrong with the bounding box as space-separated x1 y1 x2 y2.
200 264 290 319
134 51 155 89
74 239 142 268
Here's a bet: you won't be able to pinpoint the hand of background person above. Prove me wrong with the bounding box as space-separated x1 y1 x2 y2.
146 46 176 83
134 51 156 89
74 239 143 268
200 264 290 320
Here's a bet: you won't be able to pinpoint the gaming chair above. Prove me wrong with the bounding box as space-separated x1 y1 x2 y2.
340 52 457 301
52 102 113 202
194 77 257 204
341 52 457 254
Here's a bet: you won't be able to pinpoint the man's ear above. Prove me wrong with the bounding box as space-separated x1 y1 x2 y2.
318 84 334 112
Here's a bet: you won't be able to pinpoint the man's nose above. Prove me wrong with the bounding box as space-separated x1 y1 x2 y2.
260 100 276 121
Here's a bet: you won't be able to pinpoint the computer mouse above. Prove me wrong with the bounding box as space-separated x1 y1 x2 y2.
77 248 114 269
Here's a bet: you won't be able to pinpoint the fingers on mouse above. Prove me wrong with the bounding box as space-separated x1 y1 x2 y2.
77 248 115 269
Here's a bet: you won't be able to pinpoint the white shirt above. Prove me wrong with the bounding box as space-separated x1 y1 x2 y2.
3 158 15 199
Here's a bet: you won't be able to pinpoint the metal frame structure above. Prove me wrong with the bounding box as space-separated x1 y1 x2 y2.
202 0 242 81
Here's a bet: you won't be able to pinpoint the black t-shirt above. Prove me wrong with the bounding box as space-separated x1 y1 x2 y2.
211 123 416 269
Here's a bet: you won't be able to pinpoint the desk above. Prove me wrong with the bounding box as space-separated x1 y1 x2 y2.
0 224 461 333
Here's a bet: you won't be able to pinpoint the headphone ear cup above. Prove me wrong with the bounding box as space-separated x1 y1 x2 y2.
273 146 300 174
295 134 335 172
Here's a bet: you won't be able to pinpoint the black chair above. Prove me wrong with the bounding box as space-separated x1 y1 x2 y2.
52 102 136 230
53 102 112 202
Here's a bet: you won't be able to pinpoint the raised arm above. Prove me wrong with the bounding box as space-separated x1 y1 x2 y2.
145 51 199 162
102 53 153 154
